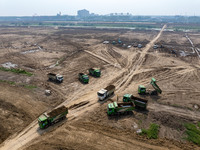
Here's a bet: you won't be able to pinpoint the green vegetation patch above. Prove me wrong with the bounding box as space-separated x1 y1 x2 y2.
23 84 37 89
184 123 200 145
0 80 16 85
141 123 159 139
0 79 37 89
0 67 33 76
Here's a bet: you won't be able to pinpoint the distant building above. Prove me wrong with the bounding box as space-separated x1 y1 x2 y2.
77 9 90 17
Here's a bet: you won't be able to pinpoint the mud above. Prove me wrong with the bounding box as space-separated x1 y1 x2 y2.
0 26 200 150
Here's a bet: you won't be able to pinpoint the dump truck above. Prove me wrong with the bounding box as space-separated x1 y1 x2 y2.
89 68 101 77
123 94 148 110
38 105 68 129
107 102 134 115
138 78 162 95
97 85 115 101
79 73 89 84
48 73 63 83
118 38 122 44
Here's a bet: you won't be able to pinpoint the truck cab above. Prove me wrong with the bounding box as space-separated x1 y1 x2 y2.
97 89 107 101
89 68 101 77
82 75 89 83
38 113 49 129
79 73 89 84
123 94 133 102
56 74 63 82
138 85 146 94
107 102 117 115
93 69 101 77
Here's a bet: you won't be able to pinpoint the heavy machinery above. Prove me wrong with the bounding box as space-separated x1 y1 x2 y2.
118 38 122 44
107 102 134 115
47 73 63 83
38 105 68 129
112 41 117 45
79 73 89 84
138 78 162 95
88 68 101 77
97 85 115 101
123 94 148 110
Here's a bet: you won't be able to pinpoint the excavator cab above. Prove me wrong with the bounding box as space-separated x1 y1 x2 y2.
138 78 162 95
138 85 146 94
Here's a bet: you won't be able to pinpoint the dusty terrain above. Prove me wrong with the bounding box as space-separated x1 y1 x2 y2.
0 25 200 150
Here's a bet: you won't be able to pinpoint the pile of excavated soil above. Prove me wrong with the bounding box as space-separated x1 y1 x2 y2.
0 83 47 144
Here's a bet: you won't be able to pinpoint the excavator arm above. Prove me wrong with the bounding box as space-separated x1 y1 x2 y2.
150 78 162 94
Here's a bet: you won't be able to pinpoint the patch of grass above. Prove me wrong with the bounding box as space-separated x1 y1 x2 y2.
198 122 200 128
0 80 16 85
0 79 37 89
23 84 37 89
140 123 159 139
0 67 33 76
184 123 200 146
172 104 181 108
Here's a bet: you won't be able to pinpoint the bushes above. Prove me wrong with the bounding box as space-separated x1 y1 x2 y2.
184 123 200 146
141 123 159 139
0 67 33 76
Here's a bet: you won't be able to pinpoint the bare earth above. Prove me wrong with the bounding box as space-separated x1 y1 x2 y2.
0 25 200 150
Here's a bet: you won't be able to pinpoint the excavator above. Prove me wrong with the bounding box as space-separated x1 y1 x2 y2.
138 78 162 95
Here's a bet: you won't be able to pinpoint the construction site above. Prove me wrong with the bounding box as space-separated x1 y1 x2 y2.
0 24 200 150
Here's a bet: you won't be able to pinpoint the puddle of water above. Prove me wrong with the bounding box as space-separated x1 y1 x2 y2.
1 62 18 69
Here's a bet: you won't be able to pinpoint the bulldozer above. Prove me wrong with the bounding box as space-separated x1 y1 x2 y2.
138 78 162 96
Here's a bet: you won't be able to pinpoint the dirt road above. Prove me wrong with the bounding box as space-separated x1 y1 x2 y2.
1 24 200 150
115 24 167 91
0 24 167 150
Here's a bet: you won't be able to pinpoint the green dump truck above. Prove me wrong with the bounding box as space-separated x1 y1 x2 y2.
89 68 101 77
107 101 134 115
79 73 89 84
138 78 162 95
123 94 148 110
38 105 68 129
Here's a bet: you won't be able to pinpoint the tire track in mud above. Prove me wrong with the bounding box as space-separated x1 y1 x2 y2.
148 103 200 121
84 50 121 69
0 98 92 150
116 25 167 92
2 24 199 150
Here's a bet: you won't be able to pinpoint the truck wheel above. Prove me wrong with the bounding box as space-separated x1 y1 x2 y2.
62 116 66 120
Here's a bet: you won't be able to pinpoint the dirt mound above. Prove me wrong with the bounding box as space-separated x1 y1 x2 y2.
48 106 68 117
1 26 200 150
0 124 10 144
69 101 90 110
0 83 47 144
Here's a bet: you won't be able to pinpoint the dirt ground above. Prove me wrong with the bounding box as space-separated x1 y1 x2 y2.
0 25 200 150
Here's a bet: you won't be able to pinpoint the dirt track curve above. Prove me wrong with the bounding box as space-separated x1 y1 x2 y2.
0 24 167 150
2 24 200 150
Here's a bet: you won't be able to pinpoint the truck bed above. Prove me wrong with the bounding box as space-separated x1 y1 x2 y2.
79 73 84 76
131 96 148 104
89 68 95 71
117 102 134 108
48 73 56 76
105 85 115 91
47 106 68 117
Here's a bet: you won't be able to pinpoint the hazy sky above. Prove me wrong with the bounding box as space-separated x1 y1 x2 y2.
0 0 200 16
